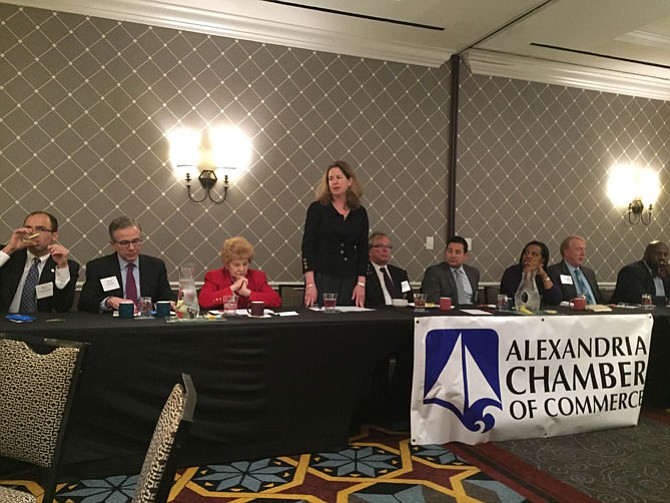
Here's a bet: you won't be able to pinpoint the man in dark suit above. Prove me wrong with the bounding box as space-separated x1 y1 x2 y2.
365 231 413 308
78 216 174 313
421 236 479 305
547 235 603 304
611 241 669 305
0 211 79 313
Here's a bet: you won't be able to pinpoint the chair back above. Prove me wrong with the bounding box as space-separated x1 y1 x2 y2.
131 373 196 503
0 333 87 503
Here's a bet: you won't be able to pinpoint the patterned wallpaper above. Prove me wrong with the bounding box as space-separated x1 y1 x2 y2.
457 67 670 285
0 3 449 286
1 3 669 290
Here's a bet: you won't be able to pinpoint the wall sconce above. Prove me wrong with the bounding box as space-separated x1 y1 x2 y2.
184 170 230 204
606 164 659 226
168 126 252 204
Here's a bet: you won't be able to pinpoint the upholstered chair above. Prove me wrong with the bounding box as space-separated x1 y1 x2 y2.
0 334 87 503
131 373 196 503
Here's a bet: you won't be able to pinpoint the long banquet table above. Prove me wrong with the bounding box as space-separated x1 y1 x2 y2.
0 305 668 479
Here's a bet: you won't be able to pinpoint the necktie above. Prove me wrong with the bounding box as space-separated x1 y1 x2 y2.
126 263 138 304
453 268 468 304
19 258 41 314
574 269 596 305
380 267 399 299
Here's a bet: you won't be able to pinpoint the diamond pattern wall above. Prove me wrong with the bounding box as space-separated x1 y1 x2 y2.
0 4 450 286
3 3 669 291
457 65 670 285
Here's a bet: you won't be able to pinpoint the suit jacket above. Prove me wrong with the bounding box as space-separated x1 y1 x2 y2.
365 262 414 308
421 262 480 305
198 268 281 309
547 260 603 304
611 260 670 305
78 253 173 313
0 248 79 313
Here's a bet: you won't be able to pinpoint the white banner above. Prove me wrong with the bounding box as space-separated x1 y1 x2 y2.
411 314 653 445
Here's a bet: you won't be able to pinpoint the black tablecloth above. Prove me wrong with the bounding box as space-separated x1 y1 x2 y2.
1 305 668 479
0 308 415 477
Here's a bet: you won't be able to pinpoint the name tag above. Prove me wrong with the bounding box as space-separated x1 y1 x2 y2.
560 274 573 285
401 280 411 293
36 283 54 299
101 276 120 292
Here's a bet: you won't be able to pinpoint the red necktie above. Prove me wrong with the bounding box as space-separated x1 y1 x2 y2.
126 262 138 304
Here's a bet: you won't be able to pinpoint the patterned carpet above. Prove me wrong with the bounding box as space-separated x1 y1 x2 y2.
1 425 584 503
2 410 668 502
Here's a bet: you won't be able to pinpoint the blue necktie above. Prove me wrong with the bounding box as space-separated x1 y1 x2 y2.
575 269 596 305
19 258 41 313
453 268 468 304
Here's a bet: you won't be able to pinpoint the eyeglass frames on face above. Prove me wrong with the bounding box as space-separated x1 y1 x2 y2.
371 244 393 249
115 238 142 247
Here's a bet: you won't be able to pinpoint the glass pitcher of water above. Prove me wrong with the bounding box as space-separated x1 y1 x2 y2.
176 264 200 319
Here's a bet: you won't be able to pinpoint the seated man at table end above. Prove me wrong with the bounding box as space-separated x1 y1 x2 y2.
365 231 413 308
78 216 174 313
0 211 79 313
421 236 479 305
611 240 670 305
547 235 603 305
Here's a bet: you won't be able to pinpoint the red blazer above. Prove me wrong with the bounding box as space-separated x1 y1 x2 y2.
198 268 281 309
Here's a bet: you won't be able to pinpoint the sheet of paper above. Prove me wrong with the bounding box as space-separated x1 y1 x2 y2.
459 308 493 316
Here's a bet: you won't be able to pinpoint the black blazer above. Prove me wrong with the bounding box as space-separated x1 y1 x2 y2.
420 262 480 305
547 260 603 304
365 261 414 308
0 248 79 313
78 252 174 313
611 260 670 305
301 201 369 278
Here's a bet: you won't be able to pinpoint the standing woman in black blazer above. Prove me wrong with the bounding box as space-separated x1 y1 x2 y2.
302 161 368 307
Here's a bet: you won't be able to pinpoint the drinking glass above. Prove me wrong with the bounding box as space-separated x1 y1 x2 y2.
414 293 426 311
323 292 338 313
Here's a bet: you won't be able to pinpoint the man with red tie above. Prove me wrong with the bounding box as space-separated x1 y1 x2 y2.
78 216 173 313
365 231 413 308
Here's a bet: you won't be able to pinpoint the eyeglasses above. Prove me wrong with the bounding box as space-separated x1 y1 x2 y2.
115 238 142 247
24 226 53 233
371 244 393 250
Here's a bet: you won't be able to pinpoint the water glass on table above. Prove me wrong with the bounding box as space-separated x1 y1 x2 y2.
223 294 238 315
137 296 153 319
641 293 654 309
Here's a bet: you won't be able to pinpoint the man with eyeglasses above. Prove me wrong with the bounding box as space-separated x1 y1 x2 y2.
78 216 173 313
365 231 413 308
0 211 79 313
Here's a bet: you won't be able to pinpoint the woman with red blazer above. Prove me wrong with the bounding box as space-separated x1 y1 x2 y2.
198 236 281 309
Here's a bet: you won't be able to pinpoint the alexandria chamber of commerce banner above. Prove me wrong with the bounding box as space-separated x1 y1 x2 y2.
410 314 653 445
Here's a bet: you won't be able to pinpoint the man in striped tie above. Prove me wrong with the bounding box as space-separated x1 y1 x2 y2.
547 235 603 305
0 211 79 313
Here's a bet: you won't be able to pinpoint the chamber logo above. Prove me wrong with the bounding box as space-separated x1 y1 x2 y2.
423 328 502 432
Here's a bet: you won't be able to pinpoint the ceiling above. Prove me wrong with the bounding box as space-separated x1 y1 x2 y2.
8 0 670 99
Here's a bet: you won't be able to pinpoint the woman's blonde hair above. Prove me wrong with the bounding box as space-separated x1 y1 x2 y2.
221 236 254 266
315 160 363 209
